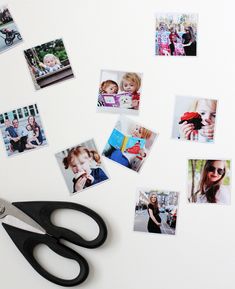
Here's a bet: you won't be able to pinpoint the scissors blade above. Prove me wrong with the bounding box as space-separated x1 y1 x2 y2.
0 198 46 234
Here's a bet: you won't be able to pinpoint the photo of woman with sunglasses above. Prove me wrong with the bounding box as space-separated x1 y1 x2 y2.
188 160 231 205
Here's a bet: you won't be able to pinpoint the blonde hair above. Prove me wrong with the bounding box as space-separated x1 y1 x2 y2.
189 98 217 112
120 73 141 92
43 53 61 65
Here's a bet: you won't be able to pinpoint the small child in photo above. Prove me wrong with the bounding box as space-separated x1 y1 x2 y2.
0 104 47 157
133 189 179 235
0 5 23 53
24 38 74 90
155 13 198 56
55 139 109 194
26 124 41 148
188 159 231 205
102 116 157 172
172 96 218 143
97 70 142 114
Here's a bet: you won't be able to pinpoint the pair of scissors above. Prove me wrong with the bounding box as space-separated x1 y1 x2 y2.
0 198 107 287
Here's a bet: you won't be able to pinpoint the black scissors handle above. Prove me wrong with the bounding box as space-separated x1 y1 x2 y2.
2 222 89 287
2 201 108 287
13 201 108 248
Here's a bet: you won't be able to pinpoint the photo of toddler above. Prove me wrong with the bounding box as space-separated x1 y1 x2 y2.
102 116 157 172
24 38 74 90
97 70 142 114
55 139 109 194
172 96 218 143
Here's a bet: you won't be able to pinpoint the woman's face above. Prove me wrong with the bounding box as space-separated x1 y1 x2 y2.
28 116 35 126
206 160 225 184
70 152 91 175
196 100 216 125
150 195 157 203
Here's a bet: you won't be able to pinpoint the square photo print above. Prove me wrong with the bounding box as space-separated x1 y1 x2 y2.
97 70 142 114
55 139 109 195
155 13 198 56
0 104 47 157
102 116 157 172
188 159 231 205
24 38 74 90
0 5 23 53
172 96 217 143
134 189 179 235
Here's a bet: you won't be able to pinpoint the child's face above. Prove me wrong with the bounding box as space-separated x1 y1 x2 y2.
196 100 216 125
122 79 138 94
70 152 91 175
44 57 56 67
5 120 10 127
105 84 118 94
131 125 142 138
26 125 32 131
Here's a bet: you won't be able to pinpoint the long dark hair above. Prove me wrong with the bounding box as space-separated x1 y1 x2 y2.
148 193 159 213
195 160 226 203
187 26 196 43
28 115 39 133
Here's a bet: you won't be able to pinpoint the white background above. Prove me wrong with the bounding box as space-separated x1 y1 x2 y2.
0 0 234 289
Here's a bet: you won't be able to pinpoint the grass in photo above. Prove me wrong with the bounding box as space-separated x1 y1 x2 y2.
134 189 179 235
24 38 74 90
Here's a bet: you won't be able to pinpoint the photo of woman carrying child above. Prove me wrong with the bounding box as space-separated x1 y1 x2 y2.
0 104 47 156
102 116 157 172
155 13 198 56
55 139 109 194
97 70 142 114
172 96 218 143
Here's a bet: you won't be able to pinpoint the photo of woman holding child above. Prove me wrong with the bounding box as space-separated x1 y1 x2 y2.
188 160 231 205
55 139 109 194
0 104 47 156
97 70 142 114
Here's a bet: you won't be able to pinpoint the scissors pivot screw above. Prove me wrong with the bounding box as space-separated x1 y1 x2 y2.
0 205 5 215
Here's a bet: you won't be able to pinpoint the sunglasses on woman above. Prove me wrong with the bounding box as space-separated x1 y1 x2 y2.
207 165 224 176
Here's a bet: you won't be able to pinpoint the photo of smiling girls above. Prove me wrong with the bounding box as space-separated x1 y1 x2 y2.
155 13 198 56
102 116 157 172
172 96 218 143
24 38 74 90
55 139 109 195
97 70 142 114
188 159 231 205
133 189 179 235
